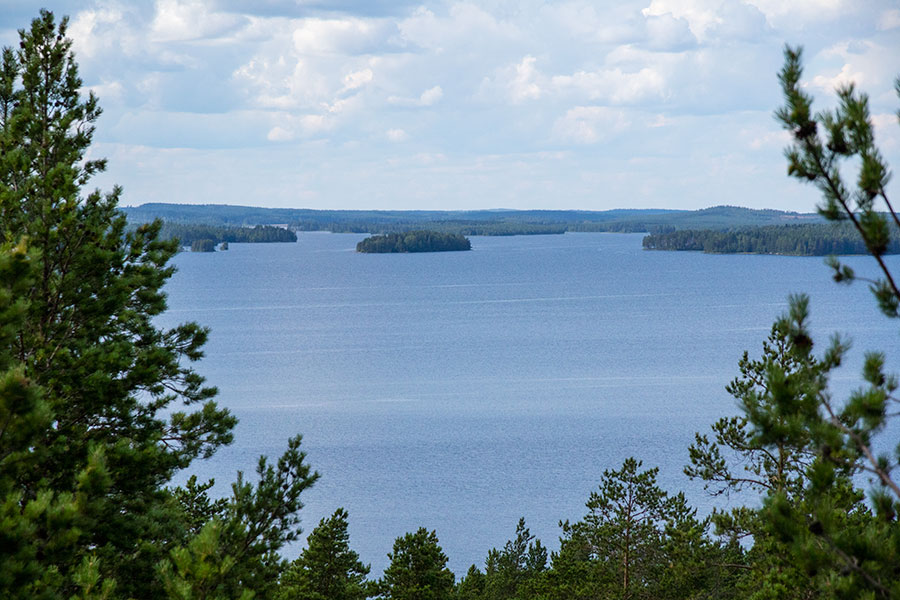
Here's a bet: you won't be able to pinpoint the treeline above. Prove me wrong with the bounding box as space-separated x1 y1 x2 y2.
299 219 567 236
642 222 900 255
356 231 472 253
279 459 743 600
125 203 822 236
158 222 297 245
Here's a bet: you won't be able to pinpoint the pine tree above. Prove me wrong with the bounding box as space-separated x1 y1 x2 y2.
276 508 372 600
482 518 547 600
380 528 455 600
555 458 708 600
0 11 318 599
733 46 900 599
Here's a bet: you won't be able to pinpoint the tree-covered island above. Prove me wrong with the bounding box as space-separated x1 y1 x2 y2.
356 231 472 253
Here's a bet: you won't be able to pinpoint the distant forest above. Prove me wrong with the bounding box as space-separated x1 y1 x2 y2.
357 231 472 253
123 203 821 236
156 222 297 245
642 222 900 256
126 205 887 256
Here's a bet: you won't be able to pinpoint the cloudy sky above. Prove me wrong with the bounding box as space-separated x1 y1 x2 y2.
1 1 899 211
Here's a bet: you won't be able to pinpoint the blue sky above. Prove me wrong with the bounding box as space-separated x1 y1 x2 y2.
2 0 899 211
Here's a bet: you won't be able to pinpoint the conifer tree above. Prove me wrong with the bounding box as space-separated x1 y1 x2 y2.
555 458 705 600
276 508 372 600
380 528 455 600
733 46 900 599
481 518 547 600
0 11 318 599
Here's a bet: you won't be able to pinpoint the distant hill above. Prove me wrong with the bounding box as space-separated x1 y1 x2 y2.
122 204 821 236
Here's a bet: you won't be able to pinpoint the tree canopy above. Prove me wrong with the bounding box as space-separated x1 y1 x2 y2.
0 11 317 599
356 231 472 253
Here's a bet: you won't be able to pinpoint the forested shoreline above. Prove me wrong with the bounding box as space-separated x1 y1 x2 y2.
156 222 298 246
642 222 900 255
125 203 821 237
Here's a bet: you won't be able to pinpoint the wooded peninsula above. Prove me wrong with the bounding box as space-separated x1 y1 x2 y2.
642 222 900 255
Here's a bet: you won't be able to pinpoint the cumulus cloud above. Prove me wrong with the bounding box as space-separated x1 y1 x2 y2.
553 106 630 144
642 0 767 43
388 85 443 107
386 128 409 142
811 63 866 91
551 67 666 104
150 0 245 42
879 9 900 30
41 0 899 210
342 68 374 91
397 4 519 51
745 0 846 26
479 56 542 104
291 17 395 55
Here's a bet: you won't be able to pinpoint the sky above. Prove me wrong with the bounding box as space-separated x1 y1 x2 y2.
1 1 899 211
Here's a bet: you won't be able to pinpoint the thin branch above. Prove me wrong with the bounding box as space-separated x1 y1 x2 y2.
807 138 900 303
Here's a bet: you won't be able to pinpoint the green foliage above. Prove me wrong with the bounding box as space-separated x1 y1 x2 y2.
124 203 818 236
191 239 217 252
381 528 455 600
156 520 254 600
776 45 900 318
553 458 711 600
276 508 372 600
480 518 547 600
356 231 472 253
161 223 297 246
0 11 319 599
713 46 900 600
642 222 899 255
686 319 819 501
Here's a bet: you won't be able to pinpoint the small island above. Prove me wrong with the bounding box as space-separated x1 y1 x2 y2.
356 231 472 253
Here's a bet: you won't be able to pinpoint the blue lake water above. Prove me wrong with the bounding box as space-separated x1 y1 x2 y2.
159 232 900 576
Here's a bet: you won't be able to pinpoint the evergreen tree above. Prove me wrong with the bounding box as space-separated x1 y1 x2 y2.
455 565 486 600
554 458 708 600
276 508 372 600
381 528 455 600
481 518 547 600
731 46 900 599
0 11 318 599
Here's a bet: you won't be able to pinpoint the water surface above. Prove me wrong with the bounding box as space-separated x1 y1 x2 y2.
160 232 899 575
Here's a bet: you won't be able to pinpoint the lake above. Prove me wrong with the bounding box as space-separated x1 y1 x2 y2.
159 232 900 576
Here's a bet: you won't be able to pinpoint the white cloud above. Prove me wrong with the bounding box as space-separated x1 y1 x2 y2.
745 0 846 25
508 56 542 103
150 0 244 42
553 106 630 144
879 9 900 30
291 17 393 54
872 113 900 151
388 85 444 107
83 80 126 104
342 68 374 91
69 6 127 59
551 67 666 104
386 128 409 142
643 0 767 42
267 125 294 141
811 63 866 91
480 56 542 104
45 0 900 211
398 4 520 51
